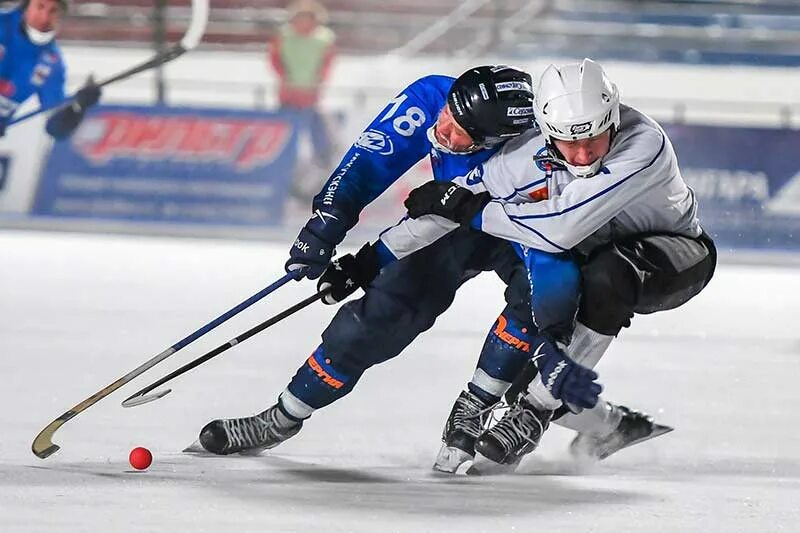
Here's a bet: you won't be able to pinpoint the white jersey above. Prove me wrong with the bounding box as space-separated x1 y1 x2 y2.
379 104 702 257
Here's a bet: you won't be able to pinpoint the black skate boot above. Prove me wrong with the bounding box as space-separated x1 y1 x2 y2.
196 403 303 456
569 406 673 461
432 390 495 474
469 397 553 475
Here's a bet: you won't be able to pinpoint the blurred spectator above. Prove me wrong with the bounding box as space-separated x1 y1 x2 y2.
269 0 336 198
269 0 335 110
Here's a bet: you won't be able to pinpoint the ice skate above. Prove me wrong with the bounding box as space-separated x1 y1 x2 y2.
569 406 673 461
468 397 553 476
432 389 494 474
196 403 303 456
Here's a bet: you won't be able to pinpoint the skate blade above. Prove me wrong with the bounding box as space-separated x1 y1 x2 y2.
466 452 519 477
612 423 674 455
594 423 675 461
432 445 473 475
182 440 210 455
182 440 270 457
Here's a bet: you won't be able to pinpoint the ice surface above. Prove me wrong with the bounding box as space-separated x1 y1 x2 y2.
1 231 798 532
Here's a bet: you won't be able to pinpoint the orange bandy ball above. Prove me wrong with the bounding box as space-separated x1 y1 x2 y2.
129 447 153 470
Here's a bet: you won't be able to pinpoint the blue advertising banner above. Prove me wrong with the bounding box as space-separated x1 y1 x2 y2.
33 105 299 226
662 123 800 251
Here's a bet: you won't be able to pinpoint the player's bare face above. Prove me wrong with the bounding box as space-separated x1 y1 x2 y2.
25 0 62 32
553 129 612 167
434 106 477 153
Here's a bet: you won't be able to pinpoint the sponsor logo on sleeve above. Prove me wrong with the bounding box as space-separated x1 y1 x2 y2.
354 129 394 155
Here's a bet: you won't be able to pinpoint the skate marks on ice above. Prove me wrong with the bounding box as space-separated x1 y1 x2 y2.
4 452 647 518
186 453 649 517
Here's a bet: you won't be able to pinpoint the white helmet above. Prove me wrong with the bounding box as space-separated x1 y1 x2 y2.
534 58 620 178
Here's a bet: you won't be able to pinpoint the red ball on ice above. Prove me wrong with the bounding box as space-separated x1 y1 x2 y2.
129 447 153 470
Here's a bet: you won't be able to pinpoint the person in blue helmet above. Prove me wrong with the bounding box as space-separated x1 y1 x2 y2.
0 0 101 138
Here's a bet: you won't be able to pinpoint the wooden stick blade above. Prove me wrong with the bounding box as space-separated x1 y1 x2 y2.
32 420 64 459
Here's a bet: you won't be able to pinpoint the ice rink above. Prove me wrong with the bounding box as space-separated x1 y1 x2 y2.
1 230 798 532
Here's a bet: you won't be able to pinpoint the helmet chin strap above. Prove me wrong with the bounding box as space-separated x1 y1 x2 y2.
25 23 56 45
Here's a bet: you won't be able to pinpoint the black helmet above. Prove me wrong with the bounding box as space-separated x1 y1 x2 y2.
448 65 535 147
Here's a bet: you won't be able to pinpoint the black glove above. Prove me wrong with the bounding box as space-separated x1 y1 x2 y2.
286 208 349 280
45 77 103 140
404 181 491 224
317 243 379 304
73 77 102 111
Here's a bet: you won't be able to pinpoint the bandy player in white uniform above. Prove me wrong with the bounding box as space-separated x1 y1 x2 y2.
346 58 717 472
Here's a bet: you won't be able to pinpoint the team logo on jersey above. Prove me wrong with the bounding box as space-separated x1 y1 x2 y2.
355 129 394 155
569 121 592 135
507 106 534 117
31 64 51 87
465 164 484 185
0 79 15 98
42 52 59 64
533 146 551 171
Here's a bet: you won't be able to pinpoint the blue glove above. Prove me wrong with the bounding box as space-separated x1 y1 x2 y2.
532 338 602 409
286 209 349 280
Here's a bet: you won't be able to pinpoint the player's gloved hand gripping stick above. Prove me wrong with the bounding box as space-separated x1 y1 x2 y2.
122 244 382 408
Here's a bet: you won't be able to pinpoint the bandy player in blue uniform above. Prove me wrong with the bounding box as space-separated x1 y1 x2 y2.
0 0 101 138
196 66 658 471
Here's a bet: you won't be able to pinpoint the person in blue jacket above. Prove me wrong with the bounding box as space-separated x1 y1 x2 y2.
0 0 100 138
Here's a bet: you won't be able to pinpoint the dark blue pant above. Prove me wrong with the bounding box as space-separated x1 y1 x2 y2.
283 227 581 414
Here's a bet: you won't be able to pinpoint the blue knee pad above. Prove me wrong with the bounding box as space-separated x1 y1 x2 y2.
524 247 581 344
471 313 537 402
286 346 362 411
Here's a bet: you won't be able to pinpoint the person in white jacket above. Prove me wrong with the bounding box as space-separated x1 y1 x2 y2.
377 58 717 473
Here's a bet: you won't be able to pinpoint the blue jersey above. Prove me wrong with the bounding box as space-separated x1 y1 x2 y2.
312 75 502 232
0 7 66 124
